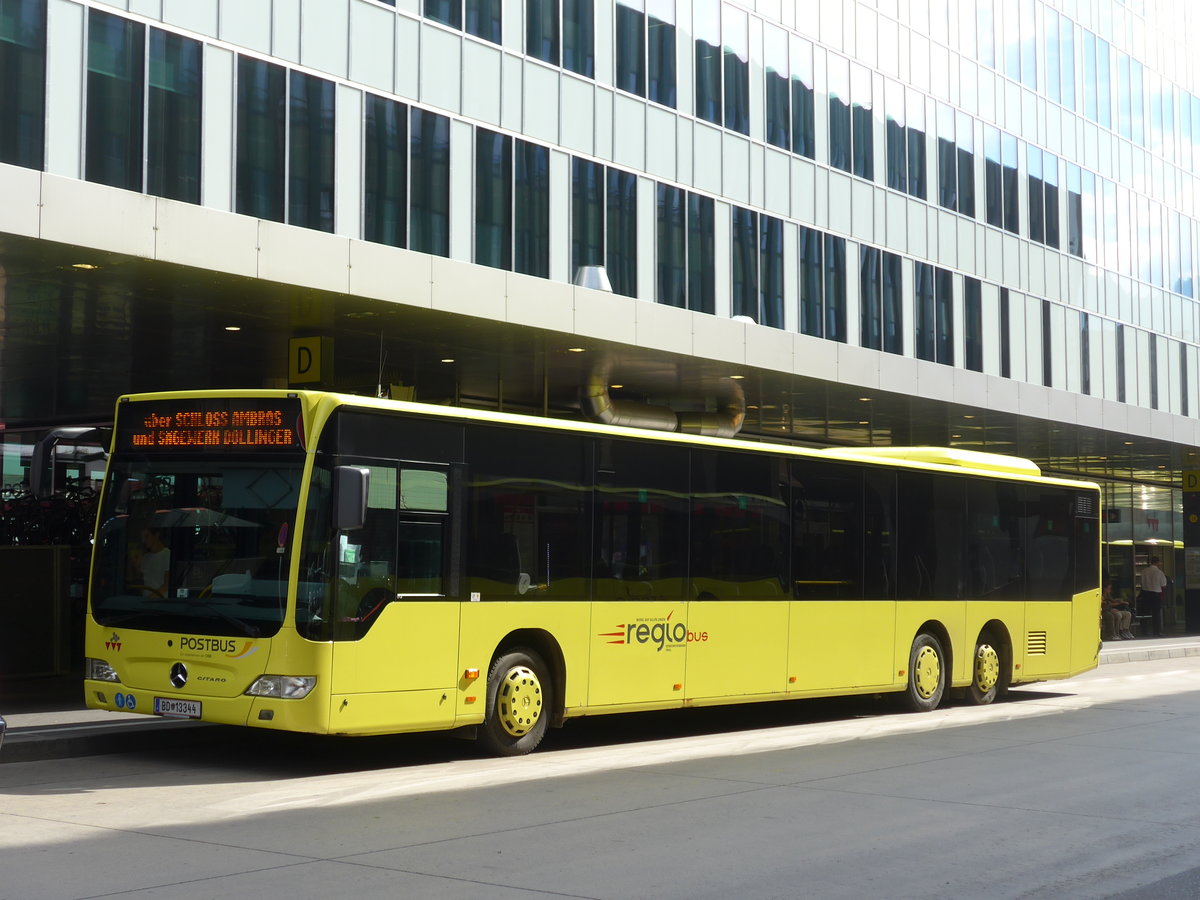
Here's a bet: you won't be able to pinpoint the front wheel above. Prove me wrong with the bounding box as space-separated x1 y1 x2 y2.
479 648 551 756
904 632 946 712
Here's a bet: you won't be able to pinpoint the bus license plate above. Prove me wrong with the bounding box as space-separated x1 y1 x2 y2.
154 697 202 718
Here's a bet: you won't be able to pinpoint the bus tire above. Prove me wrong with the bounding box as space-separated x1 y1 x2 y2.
904 632 946 712
479 648 551 756
967 635 1005 705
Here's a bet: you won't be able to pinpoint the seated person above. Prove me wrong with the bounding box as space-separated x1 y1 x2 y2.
1102 580 1133 640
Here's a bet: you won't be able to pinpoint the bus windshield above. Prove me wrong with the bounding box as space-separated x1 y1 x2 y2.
90 456 303 638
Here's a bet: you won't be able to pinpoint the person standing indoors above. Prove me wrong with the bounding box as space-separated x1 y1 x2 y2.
1138 555 1168 637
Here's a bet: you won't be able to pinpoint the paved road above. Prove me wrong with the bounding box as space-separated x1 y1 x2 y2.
2 656 1200 899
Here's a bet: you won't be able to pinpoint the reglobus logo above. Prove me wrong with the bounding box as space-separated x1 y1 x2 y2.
599 611 709 652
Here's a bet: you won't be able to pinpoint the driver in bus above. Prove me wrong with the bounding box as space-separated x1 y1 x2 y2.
134 527 171 598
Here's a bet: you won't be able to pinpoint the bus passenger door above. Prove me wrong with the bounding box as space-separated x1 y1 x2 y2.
787 464 896 694
330 463 460 731
686 451 792 699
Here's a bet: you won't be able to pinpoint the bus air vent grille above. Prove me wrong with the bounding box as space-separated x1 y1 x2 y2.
1027 631 1048 655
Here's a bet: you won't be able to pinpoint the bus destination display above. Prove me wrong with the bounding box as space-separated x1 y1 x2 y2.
118 399 303 452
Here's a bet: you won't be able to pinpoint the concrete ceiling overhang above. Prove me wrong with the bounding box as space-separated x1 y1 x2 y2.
0 230 1193 488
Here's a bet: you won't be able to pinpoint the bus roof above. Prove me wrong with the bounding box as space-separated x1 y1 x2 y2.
116 389 1097 490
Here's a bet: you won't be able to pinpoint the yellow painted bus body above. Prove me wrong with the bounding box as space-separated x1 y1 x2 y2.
84 390 1101 739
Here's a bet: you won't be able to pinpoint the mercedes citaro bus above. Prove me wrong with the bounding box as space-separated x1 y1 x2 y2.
84 390 1102 755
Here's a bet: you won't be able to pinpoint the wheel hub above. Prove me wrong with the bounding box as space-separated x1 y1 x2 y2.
913 645 941 699
496 664 543 737
974 644 1000 692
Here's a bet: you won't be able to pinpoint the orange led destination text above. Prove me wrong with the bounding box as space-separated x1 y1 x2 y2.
130 409 295 448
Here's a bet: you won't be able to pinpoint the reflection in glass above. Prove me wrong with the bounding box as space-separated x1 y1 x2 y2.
148 30 202 204
790 36 815 159
86 10 145 192
0 0 46 170
515 141 550 278
410 109 450 257
475 129 512 270
723 6 749 135
236 56 286 223
606 169 638 297
799 227 822 338
364 95 408 248
288 71 335 233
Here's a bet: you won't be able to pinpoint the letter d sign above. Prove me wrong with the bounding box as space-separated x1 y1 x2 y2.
1185 470 1200 493
289 336 325 385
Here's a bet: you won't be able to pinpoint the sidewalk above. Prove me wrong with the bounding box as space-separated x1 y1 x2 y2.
3 635 1200 764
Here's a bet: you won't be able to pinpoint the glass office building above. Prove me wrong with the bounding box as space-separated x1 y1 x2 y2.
2 0 1200 630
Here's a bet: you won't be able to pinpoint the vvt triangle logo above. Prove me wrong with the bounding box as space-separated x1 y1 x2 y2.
105 632 122 652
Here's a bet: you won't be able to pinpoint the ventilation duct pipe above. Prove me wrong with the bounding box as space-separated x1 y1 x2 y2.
581 365 747 438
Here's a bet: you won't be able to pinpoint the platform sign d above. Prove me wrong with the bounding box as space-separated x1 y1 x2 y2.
289 336 327 385
1185 470 1200 492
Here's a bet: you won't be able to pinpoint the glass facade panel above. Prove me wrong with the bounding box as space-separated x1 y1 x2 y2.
571 157 603 274
563 0 595 77
147 30 202 204
860 246 881 350
410 109 451 257
475 128 512 270
850 63 873 180
656 183 685 308
799 226 822 337
731 206 757 321
1028 146 1045 244
1043 151 1059 249
606 168 638 297
86 10 145 192
693 0 721 125
885 80 906 192
646 0 675 108
687 193 715 314
722 6 749 135
906 88 927 199
937 104 956 210
514 140 550 278
526 0 558 65
882 252 903 355
914 261 935 361
364 94 408 248
764 25 789 150
614 1 645 97
964 277 982 372
956 111 974 218
465 0 502 43
1002 133 1019 234
288 71 335 233
0 0 47 170
823 234 846 342
424 0 461 29
789 36 815 159
760 215 783 329
236 56 286 223
935 267 953 365
828 55 851 173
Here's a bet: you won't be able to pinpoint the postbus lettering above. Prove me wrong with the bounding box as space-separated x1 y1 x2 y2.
180 636 238 654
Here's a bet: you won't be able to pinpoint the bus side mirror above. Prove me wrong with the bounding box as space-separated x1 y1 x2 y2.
334 466 370 531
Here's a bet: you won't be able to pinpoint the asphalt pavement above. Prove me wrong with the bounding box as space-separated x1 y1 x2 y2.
3 634 1199 764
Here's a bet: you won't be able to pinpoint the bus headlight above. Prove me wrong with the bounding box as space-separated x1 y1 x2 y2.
245 675 316 699
85 658 120 683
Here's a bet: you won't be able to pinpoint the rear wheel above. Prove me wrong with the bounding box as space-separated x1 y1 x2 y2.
479 648 551 756
904 632 946 712
967 635 1006 705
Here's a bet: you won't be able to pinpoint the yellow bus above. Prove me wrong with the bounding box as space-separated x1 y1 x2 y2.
84 390 1102 755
